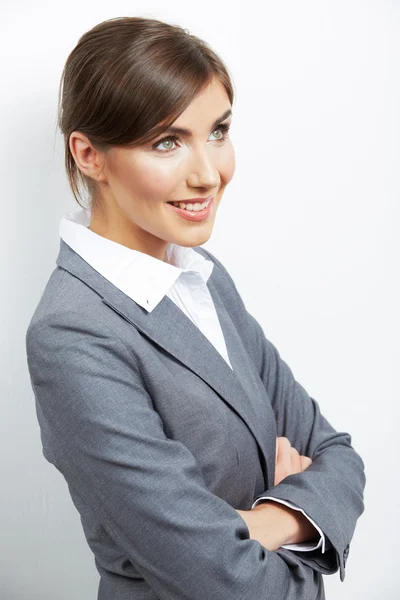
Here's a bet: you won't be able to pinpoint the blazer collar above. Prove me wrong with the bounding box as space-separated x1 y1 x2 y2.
56 237 276 490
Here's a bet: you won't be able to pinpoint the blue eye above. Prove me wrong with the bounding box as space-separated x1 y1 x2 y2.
152 122 231 154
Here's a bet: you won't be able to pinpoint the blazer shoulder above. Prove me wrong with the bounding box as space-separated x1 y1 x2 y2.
26 266 104 340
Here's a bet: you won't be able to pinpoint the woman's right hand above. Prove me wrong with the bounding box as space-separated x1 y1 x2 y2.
274 437 313 486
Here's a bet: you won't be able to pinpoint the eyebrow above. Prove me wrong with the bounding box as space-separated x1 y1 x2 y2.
160 108 232 137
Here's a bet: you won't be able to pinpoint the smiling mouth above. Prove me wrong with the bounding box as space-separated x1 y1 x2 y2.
167 197 212 210
166 196 215 220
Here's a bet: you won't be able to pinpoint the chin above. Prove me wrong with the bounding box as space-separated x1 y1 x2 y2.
176 228 213 248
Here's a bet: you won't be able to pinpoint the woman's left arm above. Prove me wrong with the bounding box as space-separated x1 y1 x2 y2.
201 248 366 583
243 310 366 582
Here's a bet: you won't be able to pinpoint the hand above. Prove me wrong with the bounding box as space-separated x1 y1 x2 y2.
274 436 312 486
235 438 316 550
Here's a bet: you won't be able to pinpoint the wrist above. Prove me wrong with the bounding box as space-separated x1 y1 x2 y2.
247 501 298 550
285 509 320 545
253 500 319 546
254 501 300 545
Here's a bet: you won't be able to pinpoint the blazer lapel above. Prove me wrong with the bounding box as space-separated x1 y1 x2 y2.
206 278 277 489
56 239 276 489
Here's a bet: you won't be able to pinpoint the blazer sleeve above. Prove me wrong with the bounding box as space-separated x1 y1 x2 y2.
26 309 331 600
200 248 366 583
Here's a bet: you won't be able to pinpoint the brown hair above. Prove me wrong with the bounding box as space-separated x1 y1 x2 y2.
57 16 235 210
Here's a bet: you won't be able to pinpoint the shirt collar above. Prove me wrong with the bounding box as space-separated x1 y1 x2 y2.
59 207 214 312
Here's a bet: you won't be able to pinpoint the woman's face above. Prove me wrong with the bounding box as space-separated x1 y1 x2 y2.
70 77 235 261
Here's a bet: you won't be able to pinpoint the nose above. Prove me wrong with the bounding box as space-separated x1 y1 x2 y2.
186 145 220 190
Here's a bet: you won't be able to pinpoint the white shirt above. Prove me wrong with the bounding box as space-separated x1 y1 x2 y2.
59 207 328 554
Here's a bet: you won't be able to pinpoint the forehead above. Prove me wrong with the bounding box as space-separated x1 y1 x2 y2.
178 79 230 119
164 80 232 135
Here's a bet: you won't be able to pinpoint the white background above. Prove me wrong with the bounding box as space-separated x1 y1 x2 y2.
1 1 398 598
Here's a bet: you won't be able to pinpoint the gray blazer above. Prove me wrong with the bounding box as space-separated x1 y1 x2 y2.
25 238 366 600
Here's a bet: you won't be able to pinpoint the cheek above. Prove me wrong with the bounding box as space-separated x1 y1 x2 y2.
131 158 183 197
219 144 236 183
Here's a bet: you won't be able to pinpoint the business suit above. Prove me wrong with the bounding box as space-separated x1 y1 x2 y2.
26 237 366 599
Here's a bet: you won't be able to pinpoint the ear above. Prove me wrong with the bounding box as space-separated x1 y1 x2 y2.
69 131 106 182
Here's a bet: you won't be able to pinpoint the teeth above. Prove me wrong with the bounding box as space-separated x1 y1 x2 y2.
171 198 211 211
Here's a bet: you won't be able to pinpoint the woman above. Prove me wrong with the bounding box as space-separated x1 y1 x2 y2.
25 16 366 600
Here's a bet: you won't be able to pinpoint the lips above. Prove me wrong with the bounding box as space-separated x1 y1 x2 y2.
166 196 215 221
167 195 214 204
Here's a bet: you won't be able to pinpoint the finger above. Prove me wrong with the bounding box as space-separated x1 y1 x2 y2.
290 447 302 474
277 437 292 477
300 455 312 471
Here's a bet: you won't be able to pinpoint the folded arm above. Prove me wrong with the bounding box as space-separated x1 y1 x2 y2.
201 248 366 582
26 309 329 600
249 314 365 580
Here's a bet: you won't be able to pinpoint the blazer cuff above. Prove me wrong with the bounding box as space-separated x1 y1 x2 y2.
251 496 331 553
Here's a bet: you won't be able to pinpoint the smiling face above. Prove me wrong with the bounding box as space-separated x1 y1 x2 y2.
69 76 235 262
